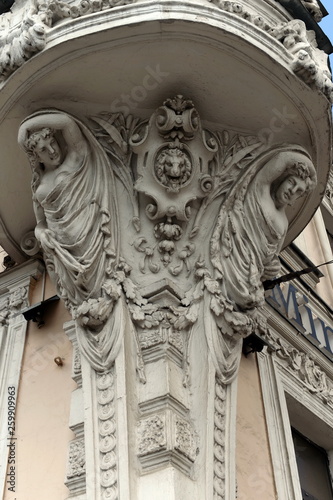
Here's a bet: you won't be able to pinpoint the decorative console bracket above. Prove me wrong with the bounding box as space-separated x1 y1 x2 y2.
18 95 318 499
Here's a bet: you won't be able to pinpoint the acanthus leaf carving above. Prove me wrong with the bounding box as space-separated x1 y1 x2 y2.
137 409 198 474
173 414 198 462
18 97 320 500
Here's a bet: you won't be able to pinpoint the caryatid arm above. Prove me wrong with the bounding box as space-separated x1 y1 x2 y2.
18 111 87 159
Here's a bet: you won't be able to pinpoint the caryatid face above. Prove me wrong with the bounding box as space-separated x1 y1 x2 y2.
274 175 308 208
34 135 62 169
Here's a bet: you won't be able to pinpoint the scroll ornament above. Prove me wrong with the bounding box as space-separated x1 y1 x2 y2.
18 97 317 382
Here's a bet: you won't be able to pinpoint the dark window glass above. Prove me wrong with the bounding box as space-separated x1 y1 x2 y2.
292 428 333 500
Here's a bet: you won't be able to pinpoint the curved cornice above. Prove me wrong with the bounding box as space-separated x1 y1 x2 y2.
0 0 331 257
1 0 332 100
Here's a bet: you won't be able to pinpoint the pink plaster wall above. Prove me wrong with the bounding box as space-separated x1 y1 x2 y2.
236 354 276 500
4 276 75 500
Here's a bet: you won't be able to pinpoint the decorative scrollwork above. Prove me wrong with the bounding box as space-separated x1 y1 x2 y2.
20 230 41 256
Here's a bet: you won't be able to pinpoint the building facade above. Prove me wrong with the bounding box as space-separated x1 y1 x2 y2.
0 0 332 499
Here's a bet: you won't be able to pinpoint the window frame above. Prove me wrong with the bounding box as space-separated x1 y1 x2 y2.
257 329 333 500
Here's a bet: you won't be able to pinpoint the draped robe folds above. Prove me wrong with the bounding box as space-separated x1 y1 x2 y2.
218 176 285 311
207 145 311 382
34 121 118 308
32 114 124 371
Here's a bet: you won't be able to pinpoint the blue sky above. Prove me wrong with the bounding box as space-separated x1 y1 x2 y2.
320 5 332 65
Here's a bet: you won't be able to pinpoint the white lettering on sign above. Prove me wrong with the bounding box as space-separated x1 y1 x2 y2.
266 283 333 361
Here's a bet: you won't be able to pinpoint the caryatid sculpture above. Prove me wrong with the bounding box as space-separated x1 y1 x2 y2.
18 98 317 382
18 110 125 371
